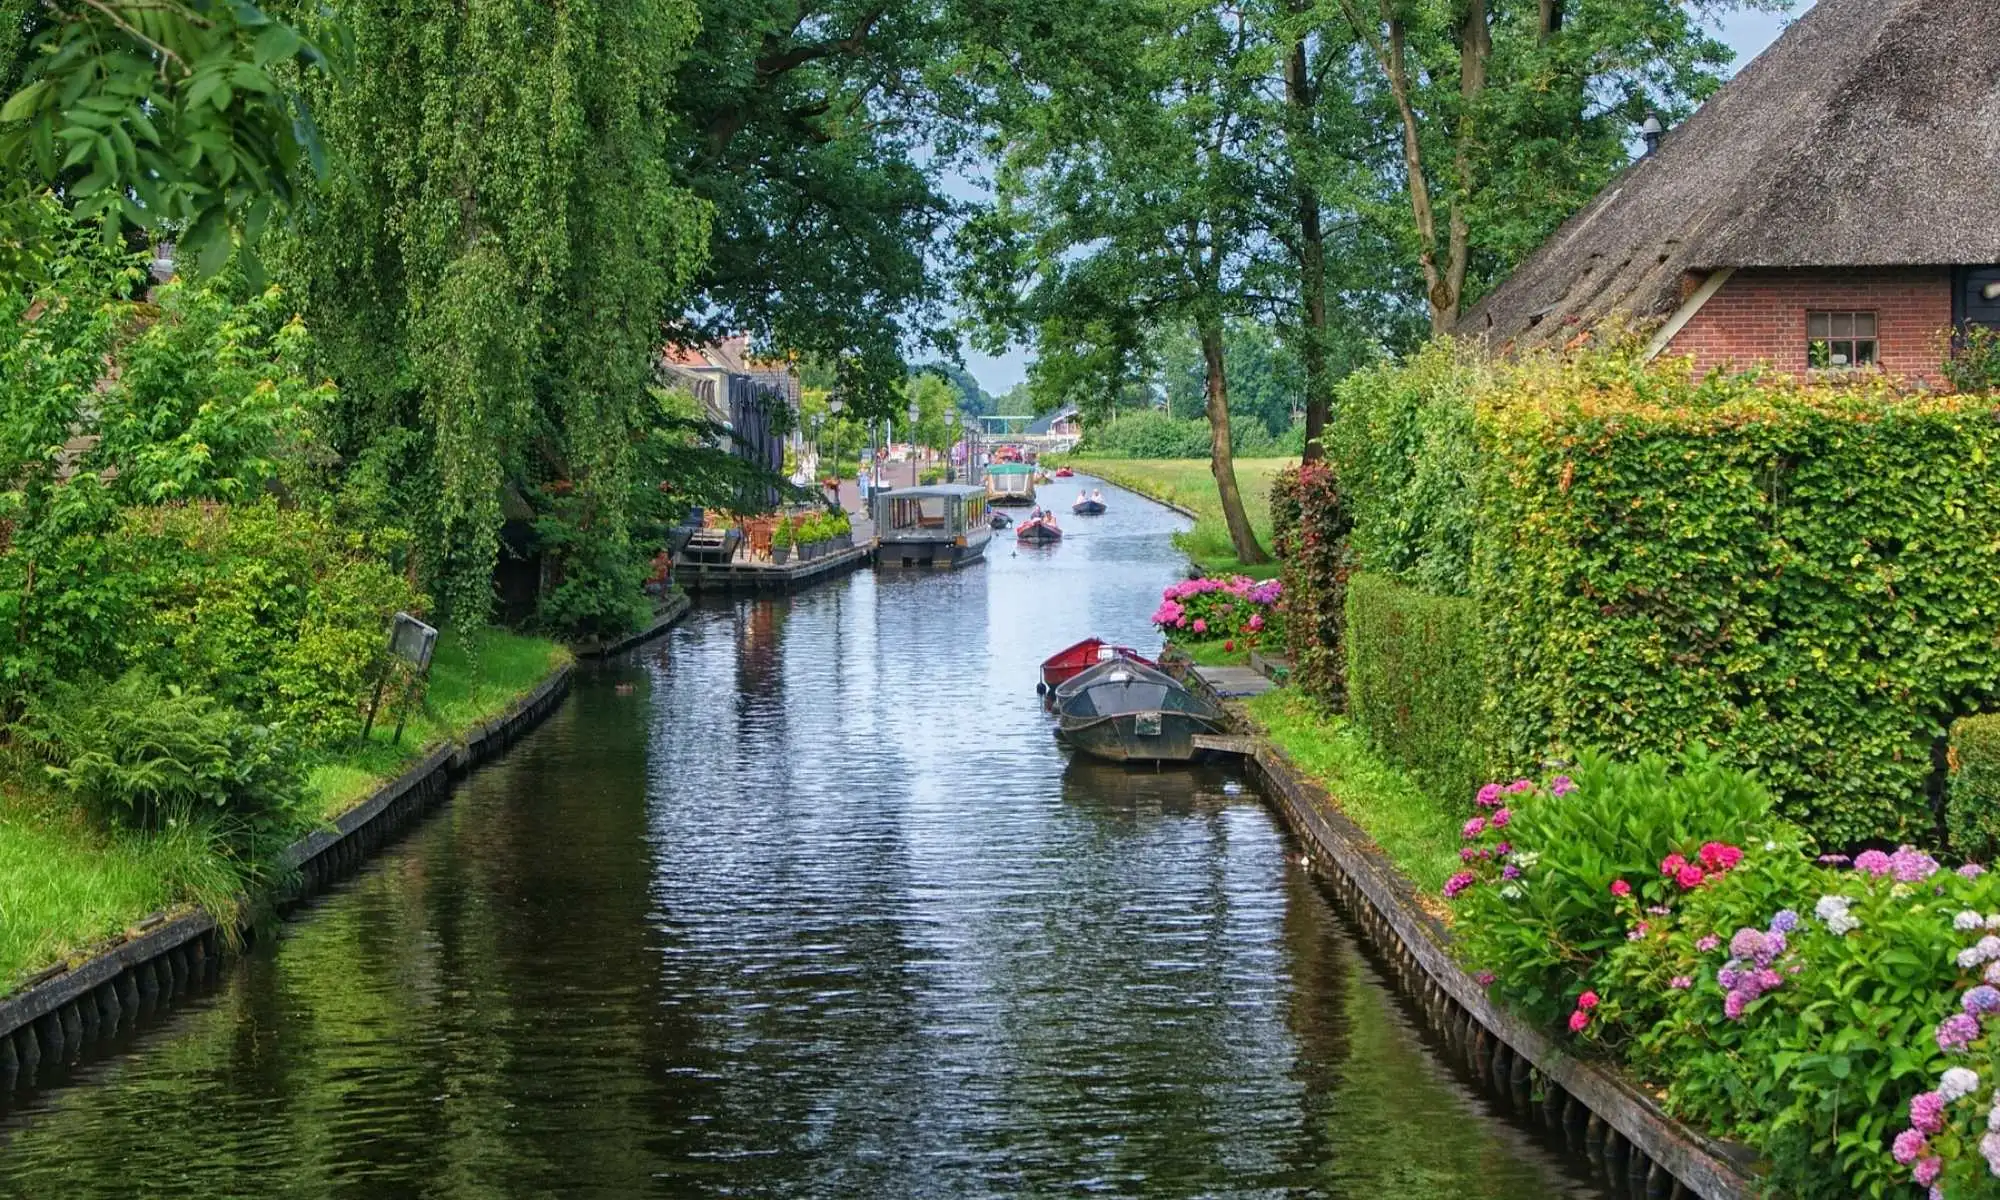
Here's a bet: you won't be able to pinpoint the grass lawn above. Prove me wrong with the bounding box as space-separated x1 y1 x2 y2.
0 627 568 994
1063 456 1293 579
1243 690 1464 896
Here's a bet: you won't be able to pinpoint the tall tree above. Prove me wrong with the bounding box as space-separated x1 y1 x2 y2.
1331 0 1784 333
966 0 1272 563
276 0 712 626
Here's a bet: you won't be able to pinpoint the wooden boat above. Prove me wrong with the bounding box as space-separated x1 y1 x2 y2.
1053 467 1074 478
985 462 1036 507
1071 498 1105 515
1038 638 1158 693
1015 513 1063 544
1052 660 1226 763
873 483 993 569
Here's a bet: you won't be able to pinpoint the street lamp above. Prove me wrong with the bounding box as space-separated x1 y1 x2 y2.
946 408 960 483
907 398 921 486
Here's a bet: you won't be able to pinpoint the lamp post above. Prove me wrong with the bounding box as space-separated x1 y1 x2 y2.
946 408 960 483
907 398 921 487
827 394 844 508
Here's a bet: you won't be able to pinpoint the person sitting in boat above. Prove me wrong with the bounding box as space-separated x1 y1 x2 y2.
1077 490 1087 505
1091 488 1103 503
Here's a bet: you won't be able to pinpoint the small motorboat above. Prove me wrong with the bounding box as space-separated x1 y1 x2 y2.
1071 497 1105 516
1016 513 1063 544
989 510 1013 529
1038 637 1159 693
1052 660 1227 764
1053 467 1074 479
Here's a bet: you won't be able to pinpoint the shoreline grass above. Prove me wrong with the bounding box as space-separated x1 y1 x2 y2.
1242 689 1463 896
1059 455 1292 579
0 627 568 994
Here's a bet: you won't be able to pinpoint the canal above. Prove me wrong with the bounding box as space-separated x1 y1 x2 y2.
0 478 1607 1198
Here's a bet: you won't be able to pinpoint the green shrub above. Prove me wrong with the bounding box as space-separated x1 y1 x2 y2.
23 671 306 835
1478 363 2000 844
1944 325 2000 394
1080 410 1212 458
1948 714 2000 859
1323 340 1485 596
121 500 423 747
1345 573 1484 801
1276 462 1352 707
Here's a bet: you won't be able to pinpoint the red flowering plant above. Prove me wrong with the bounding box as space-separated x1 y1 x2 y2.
1447 750 1775 1035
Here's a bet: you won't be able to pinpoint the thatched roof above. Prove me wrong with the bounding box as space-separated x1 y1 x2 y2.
1461 0 2000 348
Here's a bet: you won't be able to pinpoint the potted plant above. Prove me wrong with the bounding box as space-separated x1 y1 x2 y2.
771 516 793 564
832 510 853 548
798 513 822 559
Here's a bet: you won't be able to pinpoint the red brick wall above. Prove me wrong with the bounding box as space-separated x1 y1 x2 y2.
1663 267 1954 385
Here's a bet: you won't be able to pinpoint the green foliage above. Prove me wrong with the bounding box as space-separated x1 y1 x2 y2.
277 0 713 629
1080 410 1212 459
1945 325 2000 395
1344 573 1484 802
1949 714 2000 861
23 670 305 834
1 0 328 280
1452 751 1776 1028
1323 340 1485 597
1478 361 2000 844
1276 462 1353 707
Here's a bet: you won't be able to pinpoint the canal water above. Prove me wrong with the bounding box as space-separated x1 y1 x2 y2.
0 477 1607 1199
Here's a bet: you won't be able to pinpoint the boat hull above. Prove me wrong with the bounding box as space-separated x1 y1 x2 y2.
1016 524 1062 544
1071 500 1105 515
877 537 990 569
1038 639 1157 691
989 492 1036 507
1055 710 1222 763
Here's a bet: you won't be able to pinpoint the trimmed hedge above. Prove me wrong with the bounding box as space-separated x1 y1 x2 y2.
1345 573 1485 803
1949 713 2000 860
1273 463 1352 707
1479 368 2000 844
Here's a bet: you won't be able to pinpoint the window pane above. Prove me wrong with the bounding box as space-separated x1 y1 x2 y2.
1831 340 1854 366
1808 312 1831 338
1856 339 1878 366
1832 313 1854 337
1855 312 1878 337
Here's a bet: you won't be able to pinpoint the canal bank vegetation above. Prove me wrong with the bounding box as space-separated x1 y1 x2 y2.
1248 340 2000 1198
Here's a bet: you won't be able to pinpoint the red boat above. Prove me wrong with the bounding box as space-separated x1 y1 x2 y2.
1038 637 1158 693
1016 513 1063 544
1053 466 1074 478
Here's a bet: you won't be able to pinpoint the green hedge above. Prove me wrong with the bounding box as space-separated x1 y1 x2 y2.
1949 713 2000 859
1345 573 1485 803
1275 463 1352 707
1479 369 2000 844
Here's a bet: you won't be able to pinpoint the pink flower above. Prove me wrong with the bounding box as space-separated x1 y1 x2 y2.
1675 864 1706 890
1610 880 1632 898
1695 935 1721 952
1550 775 1576 796
1577 991 1599 1011
1697 842 1743 873
1910 1091 1946 1134
1914 1157 1942 1187
1474 971 1497 987
1443 871 1477 900
1660 854 1687 877
1192 618 1208 634
1668 976 1692 990
1893 1129 1930 1165
1854 849 1893 876
1506 779 1535 795
1475 783 1503 808
1490 808 1511 828
1247 614 1263 632
1462 817 1487 840
1567 1010 1590 1033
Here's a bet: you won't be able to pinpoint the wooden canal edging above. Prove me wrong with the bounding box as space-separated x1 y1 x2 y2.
1173 670 1760 1200
675 540 877 594
0 662 576 1102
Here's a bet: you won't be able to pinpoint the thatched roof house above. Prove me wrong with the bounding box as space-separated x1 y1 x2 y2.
1460 0 2000 383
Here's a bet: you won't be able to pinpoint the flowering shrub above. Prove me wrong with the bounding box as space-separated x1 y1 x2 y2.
1450 749 2000 1196
1152 575 1284 645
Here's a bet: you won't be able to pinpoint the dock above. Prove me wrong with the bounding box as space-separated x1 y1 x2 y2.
1190 665 1276 700
675 539 877 594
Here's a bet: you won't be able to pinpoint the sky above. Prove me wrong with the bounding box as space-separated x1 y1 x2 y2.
955 2 1816 399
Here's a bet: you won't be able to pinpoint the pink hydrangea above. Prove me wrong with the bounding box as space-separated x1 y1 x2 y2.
1550 775 1577 796
1893 1129 1930 1165
1675 864 1706 890
1668 976 1692 990
1462 817 1487 840
1696 934 1721 952
1443 871 1477 899
1490 808 1511 828
1854 849 1893 876
1610 880 1631 898
1914 1157 1942 1187
1910 1091 1946 1134
1475 783 1503 808
1567 1010 1589 1033
1191 618 1207 634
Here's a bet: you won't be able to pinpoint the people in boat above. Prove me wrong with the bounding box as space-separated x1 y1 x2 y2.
1077 490 1087 505
1091 489 1103 503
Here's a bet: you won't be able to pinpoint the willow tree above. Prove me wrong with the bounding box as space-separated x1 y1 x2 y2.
275 0 711 627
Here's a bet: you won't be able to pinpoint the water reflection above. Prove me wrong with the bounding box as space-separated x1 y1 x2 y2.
0 475 1604 1199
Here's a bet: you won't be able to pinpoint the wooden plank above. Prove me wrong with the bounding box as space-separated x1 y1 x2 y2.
1190 733 1257 755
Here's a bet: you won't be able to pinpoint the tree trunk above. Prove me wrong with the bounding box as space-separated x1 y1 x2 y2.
1199 320 1270 566
1283 25 1331 462
1441 0 1492 333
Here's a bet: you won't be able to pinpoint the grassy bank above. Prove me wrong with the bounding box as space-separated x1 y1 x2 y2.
1062 456 1291 578
1242 690 1463 896
0 628 569 994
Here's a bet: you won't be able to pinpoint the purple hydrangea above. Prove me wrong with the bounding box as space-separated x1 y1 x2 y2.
1443 871 1478 900
1723 990 1748 1021
1894 1128 1931 1165
1965 986 2000 1016
1962 863 1989 880
1696 934 1721 952
1717 966 1742 991
1855 849 1893 876
1550 775 1577 796
1915 1157 1942 1187
1890 845 1941 883
1769 909 1800 934
1502 864 1522 880
1938 1013 1982 1053
1730 928 1768 961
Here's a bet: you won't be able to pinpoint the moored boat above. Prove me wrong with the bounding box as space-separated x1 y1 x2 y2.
1016 513 1063 544
986 462 1037 507
872 483 993 569
1038 637 1158 693
1051 660 1226 764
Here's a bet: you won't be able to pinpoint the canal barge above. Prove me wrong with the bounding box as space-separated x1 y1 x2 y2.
985 462 1037 507
1052 659 1227 763
873 484 994 569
